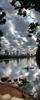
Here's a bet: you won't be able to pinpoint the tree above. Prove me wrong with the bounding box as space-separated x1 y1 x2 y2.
35 0 40 11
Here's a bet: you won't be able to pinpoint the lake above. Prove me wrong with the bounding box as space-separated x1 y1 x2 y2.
0 0 40 98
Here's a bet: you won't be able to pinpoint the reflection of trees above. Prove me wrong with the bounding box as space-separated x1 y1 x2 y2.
0 59 9 64
16 58 20 64
0 60 3 62
4 59 9 64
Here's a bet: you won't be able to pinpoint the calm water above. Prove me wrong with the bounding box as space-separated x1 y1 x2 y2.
0 0 40 98
0 58 40 97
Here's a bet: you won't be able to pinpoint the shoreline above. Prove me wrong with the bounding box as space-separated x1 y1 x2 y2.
0 54 36 59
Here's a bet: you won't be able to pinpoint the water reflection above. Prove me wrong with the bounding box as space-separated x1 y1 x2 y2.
0 58 40 97
0 58 40 80
4 59 9 64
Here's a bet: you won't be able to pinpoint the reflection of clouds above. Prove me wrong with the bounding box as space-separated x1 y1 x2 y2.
32 87 36 95
0 58 40 95
0 61 12 77
33 69 40 79
3 67 12 76
0 58 40 80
